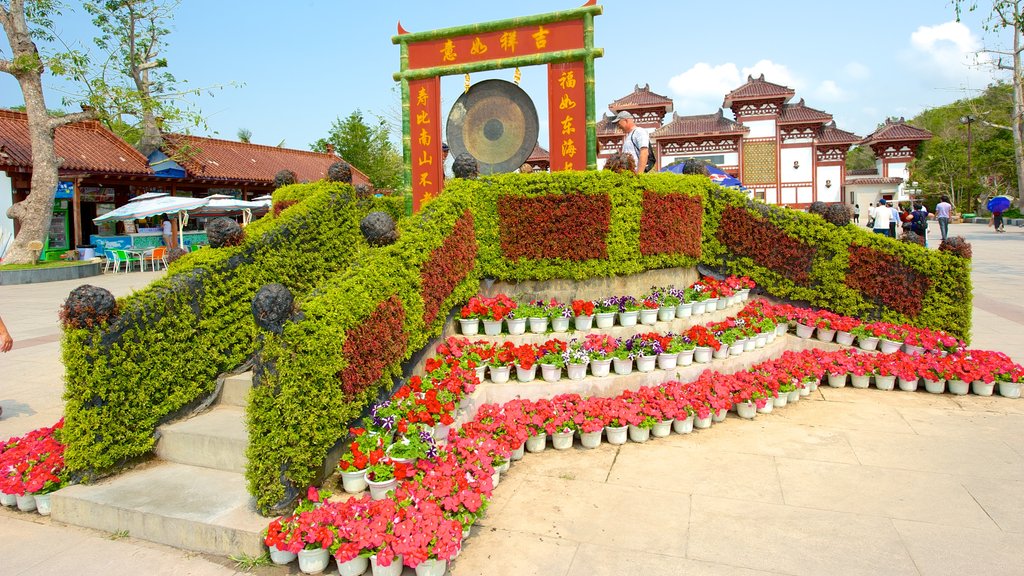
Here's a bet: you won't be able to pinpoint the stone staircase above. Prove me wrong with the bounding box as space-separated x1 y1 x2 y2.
50 372 266 557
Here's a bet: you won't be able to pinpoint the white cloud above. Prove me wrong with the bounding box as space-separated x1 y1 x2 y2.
844 62 870 80
741 59 802 90
667 59 801 114
812 80 847 102
908 20 994 83
667 62 741 112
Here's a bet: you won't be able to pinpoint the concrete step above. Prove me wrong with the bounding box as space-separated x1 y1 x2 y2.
456 334 841 422
50 461 266 557
219 371 253 407
155 406 248 474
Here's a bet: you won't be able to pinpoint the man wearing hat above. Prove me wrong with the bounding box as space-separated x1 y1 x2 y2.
441 142 453 181
870 199 892 236
614 111 649 173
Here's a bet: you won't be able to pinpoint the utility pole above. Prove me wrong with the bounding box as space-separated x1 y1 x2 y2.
960 114 975 177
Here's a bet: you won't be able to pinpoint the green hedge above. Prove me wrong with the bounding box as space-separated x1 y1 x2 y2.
247 188 480 512
461 171 709 280
699 186 971 339
60 183 389 479
60 170 970 508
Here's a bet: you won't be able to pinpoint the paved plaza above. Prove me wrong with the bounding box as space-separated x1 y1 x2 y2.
0 222 1022 576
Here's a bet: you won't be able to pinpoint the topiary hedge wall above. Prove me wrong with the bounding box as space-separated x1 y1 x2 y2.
699 185 971 339
244 171 971 512
244 171 708 512
60 183 389 480
247 189 481 513
60 169 970 510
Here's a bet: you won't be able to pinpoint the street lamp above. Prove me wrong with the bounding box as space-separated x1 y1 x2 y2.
960 115 975 176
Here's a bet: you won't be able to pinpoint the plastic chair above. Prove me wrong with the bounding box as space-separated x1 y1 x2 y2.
103 250 117 273
143 247 166 271
114 249 140 272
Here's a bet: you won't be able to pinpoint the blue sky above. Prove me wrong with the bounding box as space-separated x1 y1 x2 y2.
0 1 1009 150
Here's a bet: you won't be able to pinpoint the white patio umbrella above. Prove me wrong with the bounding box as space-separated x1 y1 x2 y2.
93 196 210 249
189 194 266 225
128 192 170 202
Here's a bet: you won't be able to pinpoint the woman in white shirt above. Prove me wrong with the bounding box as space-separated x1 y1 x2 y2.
871 200 892 236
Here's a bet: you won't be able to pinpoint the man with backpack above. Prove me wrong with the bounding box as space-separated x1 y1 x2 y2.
614 111 654 173
911 203 929 246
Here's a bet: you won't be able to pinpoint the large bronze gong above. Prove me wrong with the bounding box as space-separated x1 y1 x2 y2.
446 79 539 175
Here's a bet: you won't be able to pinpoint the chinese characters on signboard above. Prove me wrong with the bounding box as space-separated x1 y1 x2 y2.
547 61 586 171
407 20 584 69
408 77 442 211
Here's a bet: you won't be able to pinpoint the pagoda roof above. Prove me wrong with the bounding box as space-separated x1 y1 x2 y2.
0 109 152 176
723 74 796 108
861 118 932 145
526 144 549 163
652 110 748 139
816 122 860 145
778 99 832 125
597 113 625 136
161 134 370 185
609 84 674 113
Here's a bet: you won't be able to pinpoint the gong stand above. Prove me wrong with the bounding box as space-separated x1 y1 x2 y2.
392 1 604 214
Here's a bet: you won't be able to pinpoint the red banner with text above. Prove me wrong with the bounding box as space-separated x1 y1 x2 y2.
409 77 443 211
547 61 586 171
407 20 584 70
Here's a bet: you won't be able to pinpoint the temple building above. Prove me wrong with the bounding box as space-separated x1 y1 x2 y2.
596 76 931 210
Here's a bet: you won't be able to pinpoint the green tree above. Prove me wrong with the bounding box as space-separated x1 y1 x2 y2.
83 0 208 156
311 110 402 190
911 83 1017 211
845 146 876 171
1 0 99 264
955 1 1024 199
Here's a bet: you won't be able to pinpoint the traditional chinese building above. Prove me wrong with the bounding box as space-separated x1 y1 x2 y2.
595 75 921 209
524 144 551 172
846 117 932 220
1 109 368 257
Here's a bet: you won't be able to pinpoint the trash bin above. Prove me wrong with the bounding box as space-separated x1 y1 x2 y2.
77 244 96 260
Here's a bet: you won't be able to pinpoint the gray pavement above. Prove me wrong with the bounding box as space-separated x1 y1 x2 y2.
1 222 1022 576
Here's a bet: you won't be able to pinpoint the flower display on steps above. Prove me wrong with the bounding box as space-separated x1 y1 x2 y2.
259 296 1022 573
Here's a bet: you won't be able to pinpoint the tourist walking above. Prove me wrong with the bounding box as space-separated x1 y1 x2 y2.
911 203 929 246
870 199 892 236
853 203 860 224
992 210 1005 233
615 111 649 174
889 201 900 238
936 195 953 241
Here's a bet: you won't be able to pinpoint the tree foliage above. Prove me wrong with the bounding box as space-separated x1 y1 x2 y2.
83 0 208 155
311 110 402 191
911 82 1017 211
845 146 876 171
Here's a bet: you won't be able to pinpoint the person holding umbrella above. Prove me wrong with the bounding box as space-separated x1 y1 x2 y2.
987 195 1013 233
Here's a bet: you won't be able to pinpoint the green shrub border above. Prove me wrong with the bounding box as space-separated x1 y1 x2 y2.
60 183 390 480
699 186 971 339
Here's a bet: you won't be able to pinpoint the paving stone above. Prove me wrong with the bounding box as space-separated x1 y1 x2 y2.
688 494 918 576
893 519 1024 576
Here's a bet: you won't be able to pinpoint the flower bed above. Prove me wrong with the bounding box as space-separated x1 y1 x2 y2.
0 420 66 514
456 275 755 336
259 313 1022 574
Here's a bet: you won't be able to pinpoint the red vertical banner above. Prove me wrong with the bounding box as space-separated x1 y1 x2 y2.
409 77 442 211
547 61 587 171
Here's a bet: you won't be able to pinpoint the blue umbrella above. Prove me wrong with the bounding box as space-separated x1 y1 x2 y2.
987 195 1012 213
661 161 744 188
